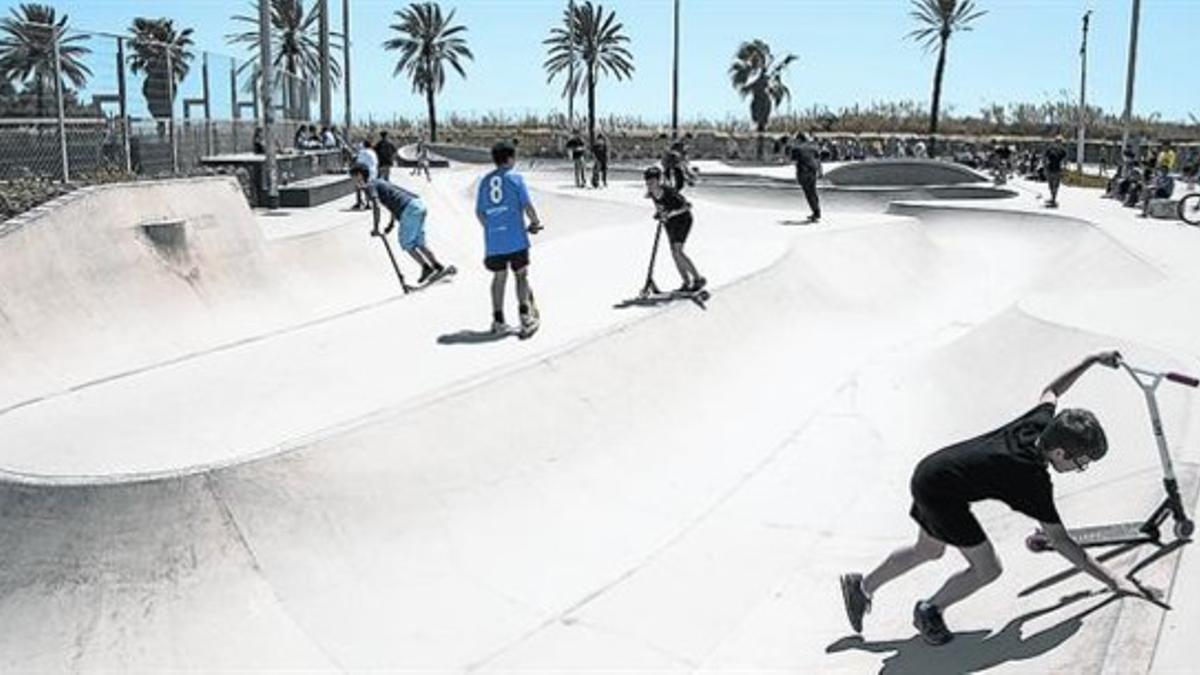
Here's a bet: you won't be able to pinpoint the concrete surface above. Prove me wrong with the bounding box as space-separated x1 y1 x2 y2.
0 159 1197 672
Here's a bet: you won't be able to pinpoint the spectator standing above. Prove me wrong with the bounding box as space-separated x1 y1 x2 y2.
375 131 397 182
1043 136 1068 208
566 130 587 188
591 132 610 188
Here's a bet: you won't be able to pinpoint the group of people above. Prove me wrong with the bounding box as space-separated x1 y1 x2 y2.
1105 141 1189 218
349 131 435 210
343 127 1164 650
350 140 540 334
564 129 611 189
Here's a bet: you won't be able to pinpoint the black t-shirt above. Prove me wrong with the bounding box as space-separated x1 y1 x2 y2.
592 141 608 162
1045 145 1067 173
566 137 585 159
791 144 820 176
912 402 1061 524
375 140 397 166
650 185 690 223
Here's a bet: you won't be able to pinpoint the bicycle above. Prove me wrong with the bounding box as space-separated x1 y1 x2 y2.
1178 188 1200 225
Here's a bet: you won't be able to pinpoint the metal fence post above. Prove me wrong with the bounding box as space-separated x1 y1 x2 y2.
52 26 70 183
167 47 178 174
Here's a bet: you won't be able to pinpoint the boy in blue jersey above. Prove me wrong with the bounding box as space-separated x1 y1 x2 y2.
476 141 544 334
350 165 448 286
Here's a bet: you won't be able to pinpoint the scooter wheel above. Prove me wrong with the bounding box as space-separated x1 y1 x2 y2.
1176 519 1195 540
1025 533 1052 553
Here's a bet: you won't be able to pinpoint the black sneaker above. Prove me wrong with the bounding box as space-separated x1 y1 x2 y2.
418 265 435 284
840 573 871 634
913 601 954 646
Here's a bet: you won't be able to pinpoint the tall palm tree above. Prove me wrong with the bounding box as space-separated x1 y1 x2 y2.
384 2 472 143
907 0 985 156
728 39 794 159
0 3 90 118
127 18 194 122
544 1 633 147
227 0 342 120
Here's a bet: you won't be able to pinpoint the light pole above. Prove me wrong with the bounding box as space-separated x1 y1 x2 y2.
671 0 680 139
319 0 331 126
567 0 575 128
260 0 279 208
1076 9 1092 173
1120 0 1140 153
343 0 352 133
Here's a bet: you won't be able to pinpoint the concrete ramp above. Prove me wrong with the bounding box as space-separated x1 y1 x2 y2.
0 169 1197 671
826 158 990 186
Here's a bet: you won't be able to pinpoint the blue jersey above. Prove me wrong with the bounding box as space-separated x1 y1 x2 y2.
476 168 532 255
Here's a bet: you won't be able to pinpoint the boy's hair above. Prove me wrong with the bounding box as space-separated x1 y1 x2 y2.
491 140 516 165
348 163 370 180
1040 408 1108 461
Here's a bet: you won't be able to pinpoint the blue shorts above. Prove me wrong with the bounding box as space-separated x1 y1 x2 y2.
398 198 427 251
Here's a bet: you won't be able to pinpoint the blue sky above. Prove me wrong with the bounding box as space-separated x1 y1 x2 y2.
14 0 1199 125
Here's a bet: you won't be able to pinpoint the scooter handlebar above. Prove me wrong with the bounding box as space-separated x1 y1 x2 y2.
1166 372 1200 388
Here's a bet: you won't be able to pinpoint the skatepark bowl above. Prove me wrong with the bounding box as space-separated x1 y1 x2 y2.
1 157 1198 672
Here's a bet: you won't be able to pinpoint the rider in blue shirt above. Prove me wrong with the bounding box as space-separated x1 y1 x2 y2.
475 140 543 333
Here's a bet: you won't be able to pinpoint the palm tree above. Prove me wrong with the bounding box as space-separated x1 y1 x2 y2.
127 18 194 122
907 0 985 156
227 0 342 120
384 2 472 143
0 3 90 118
544 2 633 147
728 39 795 159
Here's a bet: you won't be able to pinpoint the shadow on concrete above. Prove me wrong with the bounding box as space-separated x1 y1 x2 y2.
826 591 1117 675
436 329 518 345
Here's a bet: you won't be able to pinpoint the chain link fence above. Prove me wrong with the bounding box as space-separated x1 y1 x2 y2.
0 23 317 189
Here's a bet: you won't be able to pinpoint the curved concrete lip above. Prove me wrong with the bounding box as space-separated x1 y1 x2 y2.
1 167 1196 672
825 157 991 186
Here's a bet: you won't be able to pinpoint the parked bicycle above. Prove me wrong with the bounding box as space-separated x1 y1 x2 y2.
1178 190 1200 225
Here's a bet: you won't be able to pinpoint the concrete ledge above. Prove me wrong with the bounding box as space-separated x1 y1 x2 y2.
278 175 355 208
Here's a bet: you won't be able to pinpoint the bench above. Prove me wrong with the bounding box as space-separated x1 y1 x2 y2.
1146 198 1179 220
278 174 356 208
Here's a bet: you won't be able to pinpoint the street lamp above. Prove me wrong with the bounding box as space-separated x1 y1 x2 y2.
568 0 576 128
1120 0 1140 153
1076 9 1092 173
671 0 680 138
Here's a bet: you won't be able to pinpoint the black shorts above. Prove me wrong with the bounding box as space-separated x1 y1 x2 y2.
665 214 692 244
484 249 530 272
909 471 986 547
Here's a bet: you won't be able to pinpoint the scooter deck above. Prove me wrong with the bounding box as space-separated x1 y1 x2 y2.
1069 521 1156 547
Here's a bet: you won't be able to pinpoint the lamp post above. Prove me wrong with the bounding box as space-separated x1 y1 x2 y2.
567 0 576 128
343 0 351 132
1076 9 1091 173
319 0 331 126
1120 0 1140 152
671 0 680 139
260 0 279 208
